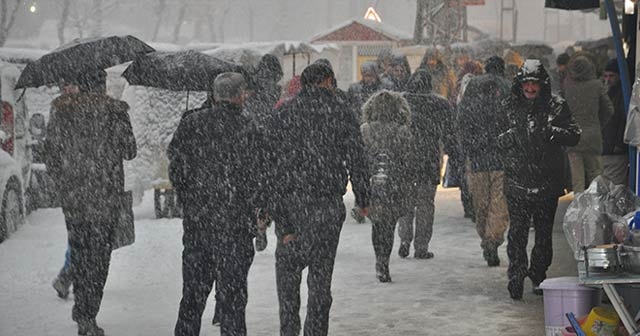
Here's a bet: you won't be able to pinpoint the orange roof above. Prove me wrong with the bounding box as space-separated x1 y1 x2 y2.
311 19 411 43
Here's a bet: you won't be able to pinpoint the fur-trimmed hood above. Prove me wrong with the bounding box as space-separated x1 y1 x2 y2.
361 90 411 125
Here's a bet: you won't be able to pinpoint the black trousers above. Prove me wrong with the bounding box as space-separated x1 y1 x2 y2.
371 213 397 264
175 229 255 336
505 194 558 285
275 198 346 336
63 207 114 323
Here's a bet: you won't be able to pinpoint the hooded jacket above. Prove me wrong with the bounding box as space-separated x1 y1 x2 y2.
45 92 136 215
498 60 581 198
418 49 457 102
360 90 416 215
403 69 455 184
564 56 614 154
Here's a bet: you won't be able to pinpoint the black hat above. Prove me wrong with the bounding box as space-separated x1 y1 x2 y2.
301 63 334 87
485 56 505 76
313 58 333 71
604 59 619 74
556 53 570 66
516 59 548 83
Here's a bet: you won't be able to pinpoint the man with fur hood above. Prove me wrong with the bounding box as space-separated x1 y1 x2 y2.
45 71 136 336
564 55 613 192
360 90 416 282
498 60 580 300
399 69 455 259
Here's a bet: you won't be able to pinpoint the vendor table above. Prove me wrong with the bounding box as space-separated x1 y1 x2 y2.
578 262 640 335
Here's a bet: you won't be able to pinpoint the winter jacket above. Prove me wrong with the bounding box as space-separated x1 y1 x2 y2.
498 61 581 198
45 92 136 217
403 69 455 185
269 86 370 236
167 101 269 238
360 90 416 217
457 73 511 173
602 82 628 155
348 78 394 119
245 82 281 129
564 56 613 154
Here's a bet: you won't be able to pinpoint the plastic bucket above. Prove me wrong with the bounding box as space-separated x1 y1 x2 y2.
539 277 602 336
582 306 619 336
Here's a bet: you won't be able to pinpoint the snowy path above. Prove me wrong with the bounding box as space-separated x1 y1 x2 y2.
0 188 575 336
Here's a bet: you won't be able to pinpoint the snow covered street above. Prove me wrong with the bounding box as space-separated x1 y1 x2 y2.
0 187 576 336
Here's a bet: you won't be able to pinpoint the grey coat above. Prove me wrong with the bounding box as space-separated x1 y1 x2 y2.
564 56 613 154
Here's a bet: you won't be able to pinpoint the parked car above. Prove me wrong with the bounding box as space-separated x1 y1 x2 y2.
0 60 31 242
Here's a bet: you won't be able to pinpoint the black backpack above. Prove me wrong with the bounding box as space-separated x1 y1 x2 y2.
369 151 402 220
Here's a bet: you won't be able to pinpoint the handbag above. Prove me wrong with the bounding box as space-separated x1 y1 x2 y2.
111 190 135 250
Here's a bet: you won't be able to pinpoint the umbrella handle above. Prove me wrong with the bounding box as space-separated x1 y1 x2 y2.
186 90 190 111
17 89 26 103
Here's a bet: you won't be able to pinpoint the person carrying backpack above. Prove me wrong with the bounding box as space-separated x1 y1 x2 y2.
361 90 416 282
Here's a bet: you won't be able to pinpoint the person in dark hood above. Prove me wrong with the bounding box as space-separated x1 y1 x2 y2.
601 58 628 185
268 62 369 336
457 56 511 267
169 72 270 336
244 53 283 128
348 60 394 119
497 60 581 300
45 70 136 336
398 69 455 259
564 55 613 192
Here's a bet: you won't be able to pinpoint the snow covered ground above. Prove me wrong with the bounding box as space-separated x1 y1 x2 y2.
0 187 577 336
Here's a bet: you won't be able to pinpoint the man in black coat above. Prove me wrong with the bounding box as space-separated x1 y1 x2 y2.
399 69 455 259
498 60 581 300
45 71 136 336
457 57 511 267
601 58 629 185
169 72 268 336
269 63 369 336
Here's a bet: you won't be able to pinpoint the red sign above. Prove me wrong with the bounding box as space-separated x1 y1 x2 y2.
449 0 485 6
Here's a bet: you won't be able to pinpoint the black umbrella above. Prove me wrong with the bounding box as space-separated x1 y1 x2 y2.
15 35 155 89
122 50 248 92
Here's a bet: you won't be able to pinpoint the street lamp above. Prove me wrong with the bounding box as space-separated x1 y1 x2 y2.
29 3 37 13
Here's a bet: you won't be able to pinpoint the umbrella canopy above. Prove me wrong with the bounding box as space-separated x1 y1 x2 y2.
122 50 247 92
15 35 154 89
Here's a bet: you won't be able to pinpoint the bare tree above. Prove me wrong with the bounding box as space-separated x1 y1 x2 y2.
414 0 428 44
172 1 188 44
0 0 22 47
150 0 167 41
57 0 71 45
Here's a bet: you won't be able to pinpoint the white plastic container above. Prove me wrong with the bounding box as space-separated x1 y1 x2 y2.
539 277 602 336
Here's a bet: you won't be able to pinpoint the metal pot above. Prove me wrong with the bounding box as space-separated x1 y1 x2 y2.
586 245 621 271
619 245 640 274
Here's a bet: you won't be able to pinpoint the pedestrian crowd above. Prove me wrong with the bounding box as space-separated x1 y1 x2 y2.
44 46 627 335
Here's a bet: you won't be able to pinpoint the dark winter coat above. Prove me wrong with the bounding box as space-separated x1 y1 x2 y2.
348 78 394 118
457 73 511 172
403 70 455 185
45 92 136 217
269 86 370 236
245 82 281 128
168 101 268 238
360 91 416 218
564 56 614 154
602 82 628 155
498 62 581 198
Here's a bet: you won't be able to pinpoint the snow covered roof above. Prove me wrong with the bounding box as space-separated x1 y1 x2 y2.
311 19 413 43
203 41 336 56
0 48 48 64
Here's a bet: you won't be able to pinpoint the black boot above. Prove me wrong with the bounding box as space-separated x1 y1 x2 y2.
484 248 500 267
78 319 104 336
508 277 524 300
398 242 410 258
375 260 392 283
